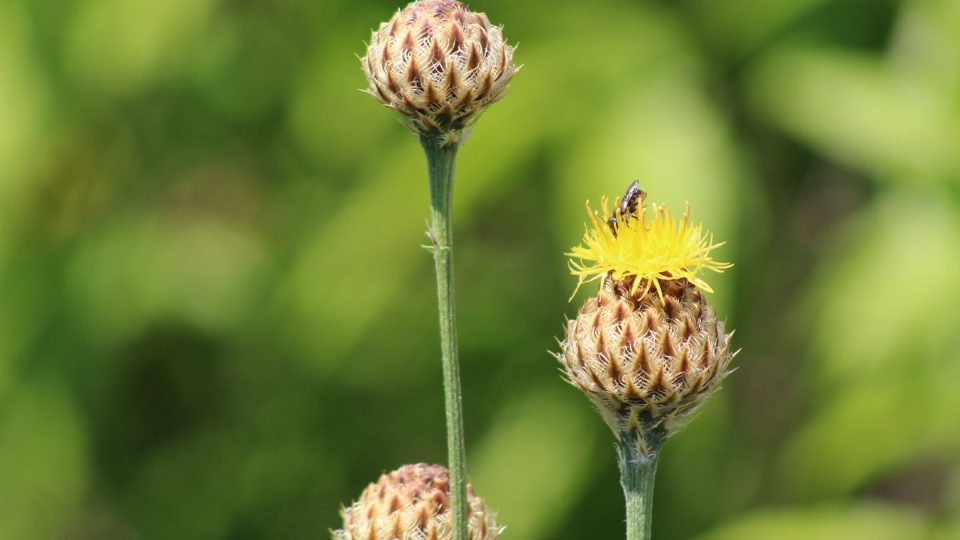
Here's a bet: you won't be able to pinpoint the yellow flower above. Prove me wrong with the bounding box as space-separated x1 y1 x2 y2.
567 192 731 301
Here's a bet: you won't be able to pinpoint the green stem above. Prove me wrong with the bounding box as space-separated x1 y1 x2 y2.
421 135 468 540
618 432 659 540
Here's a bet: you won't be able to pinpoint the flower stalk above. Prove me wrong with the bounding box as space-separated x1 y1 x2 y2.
422 133 468 540
617 431 662 540
360 2 518 538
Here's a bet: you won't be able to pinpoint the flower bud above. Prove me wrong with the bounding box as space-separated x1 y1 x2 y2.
558 276 735 454
361 0 517 144
333 463 500 540
557 186 736 455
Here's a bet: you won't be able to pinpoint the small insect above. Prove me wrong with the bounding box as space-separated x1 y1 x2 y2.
608 180 646 231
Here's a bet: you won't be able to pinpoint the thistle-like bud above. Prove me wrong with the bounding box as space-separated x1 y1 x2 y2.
556 184 736 455
333 463 500 540
361 0 517 145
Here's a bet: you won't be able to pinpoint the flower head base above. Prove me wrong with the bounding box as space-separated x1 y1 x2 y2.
556 277 736 454
361 0 517 145
567 193 731 302
333 463 500 540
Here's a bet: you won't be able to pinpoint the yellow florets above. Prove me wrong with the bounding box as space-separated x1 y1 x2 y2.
567 195 731 301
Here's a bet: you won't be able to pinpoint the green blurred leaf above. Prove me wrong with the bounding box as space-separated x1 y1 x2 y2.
694 503 928 540
747 46 960 183
808 191 960 382
777 191 960 497
66 211 266 344
688 0 831 57
889 0 960 90
65 0 216 93
0 1 49 252
470 385 599 540
0 381 87 540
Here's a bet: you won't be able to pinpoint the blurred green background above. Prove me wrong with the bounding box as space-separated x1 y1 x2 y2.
1 0 959 538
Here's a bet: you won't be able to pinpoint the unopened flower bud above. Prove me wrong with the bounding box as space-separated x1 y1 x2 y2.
361 0 517 145
556 185 736 455
333 463 500 540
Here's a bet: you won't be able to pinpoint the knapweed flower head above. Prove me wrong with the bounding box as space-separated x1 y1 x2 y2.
556 184 736 455
333 463 500 540
567 185 731 301
361 0 517 145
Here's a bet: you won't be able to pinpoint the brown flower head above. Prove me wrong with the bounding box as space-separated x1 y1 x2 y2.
361 0 517 145
333 463 500 540
556 185 736 456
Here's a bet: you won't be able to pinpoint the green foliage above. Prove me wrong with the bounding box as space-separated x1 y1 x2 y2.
0 0 957 538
